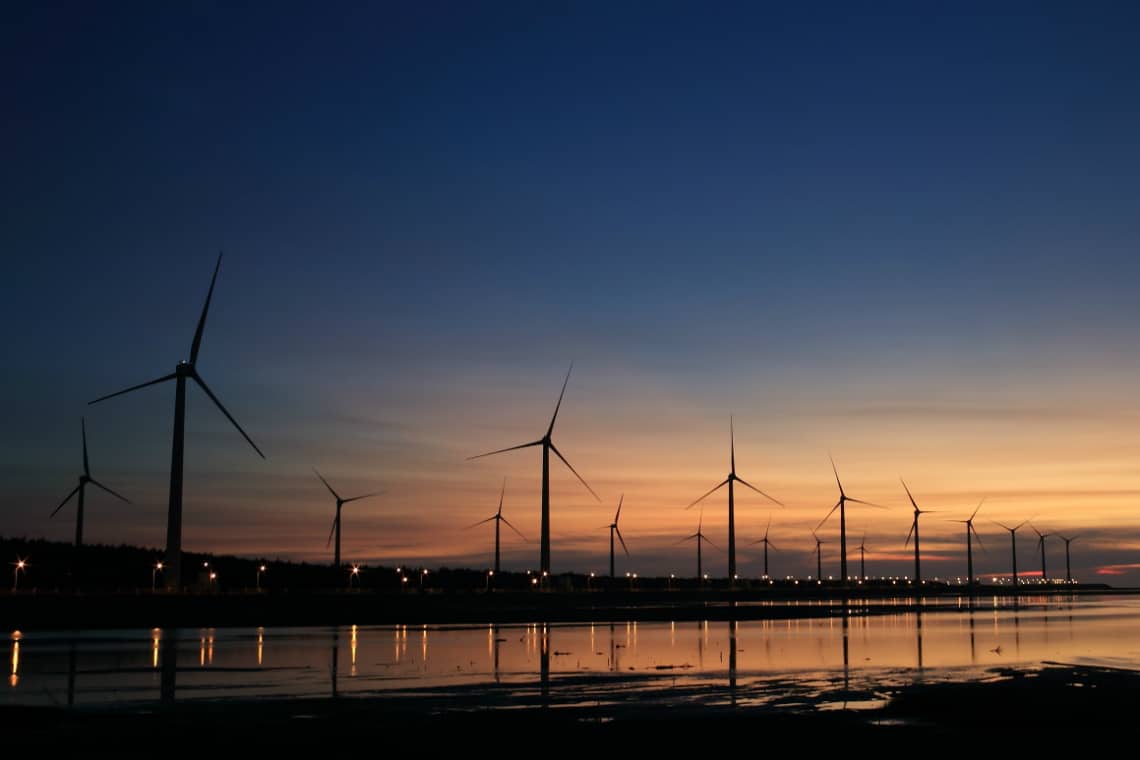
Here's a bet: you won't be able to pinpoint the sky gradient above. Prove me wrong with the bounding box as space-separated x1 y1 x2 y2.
4 2 1140 582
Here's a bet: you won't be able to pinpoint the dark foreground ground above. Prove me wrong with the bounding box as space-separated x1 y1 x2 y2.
2 662 1134 748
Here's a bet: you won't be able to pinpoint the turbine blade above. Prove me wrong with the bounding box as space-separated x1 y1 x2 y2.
675 534 698 545
970 497 986 521
846 497 887 509
342 491 382 504
614 493 624 524
735 476 783 506
703 535 724 553
467 440 543 461
686 479 729 509
465 515 499 529
900 478 918 510
326 515 338 547
764 514 772 539
89 479 131 503
904 520 916 548
972 525 987 553
815 500 842 531
189 252 222 364
497 477 506 516
729 415 735 474
549 442 600 501
192 373 265 459
767 540 779 551
828 453 844 496
616 527 630 556
89 372 177 405
546 363 573 437
500 515 528 541
50 485 81 517
314 469 341 501
81 417 90 476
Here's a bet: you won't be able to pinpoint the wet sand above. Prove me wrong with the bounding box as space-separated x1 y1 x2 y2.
2 662 1134 747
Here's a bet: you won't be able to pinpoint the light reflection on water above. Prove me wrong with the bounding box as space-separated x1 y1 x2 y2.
5 595 1140 710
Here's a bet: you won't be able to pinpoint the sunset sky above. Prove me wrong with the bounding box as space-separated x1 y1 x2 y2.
4 3 1140 583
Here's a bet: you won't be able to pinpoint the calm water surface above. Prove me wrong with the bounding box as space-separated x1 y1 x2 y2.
7 595 1139 711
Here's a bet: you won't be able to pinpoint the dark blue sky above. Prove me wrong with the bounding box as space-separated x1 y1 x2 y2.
4 3 1140 579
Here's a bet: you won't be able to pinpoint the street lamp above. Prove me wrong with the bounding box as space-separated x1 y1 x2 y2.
13 558 27 591
669 573 675 591
485 570 494 591
420 568 428 589
257 564 266 591
209 571 218 590
587 571 595 591
350 565 361 588
152 561 164 592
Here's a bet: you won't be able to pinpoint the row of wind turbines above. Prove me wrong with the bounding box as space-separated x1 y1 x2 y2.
46 255 1083 589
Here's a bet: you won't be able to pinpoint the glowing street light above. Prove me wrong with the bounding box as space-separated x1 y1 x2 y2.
152 561 164 591
587 571 596 591
257 564 267 591
420 568 428 589
349 565 361 588
485 569 494 591
208 571 217 590
13 558 28 591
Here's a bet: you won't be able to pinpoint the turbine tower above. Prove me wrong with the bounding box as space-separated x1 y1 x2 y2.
949 499 985 587
686 418 782 580
467 478 526 574
468 365 599 575
994 521 1027 589
856 530 868 580
1058 535 1077 584
748 515 778 578
812 531 827 580
50 418 131 580
89 253 264 589
902 479 939 585
604 495 629 579
316 469 382 571
678 508 719 580
816 457 882 583
1030 524 1051 583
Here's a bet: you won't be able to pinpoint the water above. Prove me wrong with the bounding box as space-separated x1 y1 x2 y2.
7 594 1139 712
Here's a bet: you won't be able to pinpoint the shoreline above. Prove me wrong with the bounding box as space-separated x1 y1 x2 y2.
2 585 1128 631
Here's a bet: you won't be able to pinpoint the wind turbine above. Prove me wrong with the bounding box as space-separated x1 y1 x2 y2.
603 494 629 579
686 418 782 580
316 469 382 571
748 515 778 578
678 508 720 580
50 418 131 556
816 457 883 583
1030 524 1051 583
901 479 939 585
949 498 985 587
1058 535 1078 584
467 478 526 574
467 365 599 575
994 521 1027 588
812 531 827 580
89 253 264 590
856 530 868 580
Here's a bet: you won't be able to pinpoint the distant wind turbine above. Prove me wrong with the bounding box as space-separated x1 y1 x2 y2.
678 508 720 580
856 530 868 580
812 531 827 580
603 495 629 579
467 364 600 575
748 515 778 578
994 520 1028 588
1058 535 1078 583
686 418 782 581
816 457 883 582
1030 524 1051 583
901 479 939 585
89 253 264 590
467 478 526 574
316 469 382 571
50 418 131 578
948 498 986 587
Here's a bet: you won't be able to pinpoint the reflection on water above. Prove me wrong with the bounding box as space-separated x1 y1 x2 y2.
5 595 1140 710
